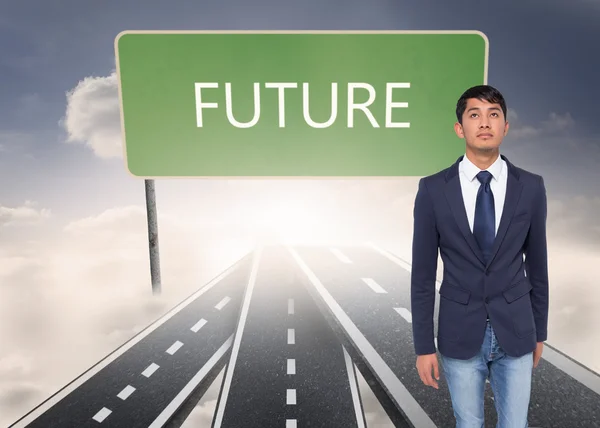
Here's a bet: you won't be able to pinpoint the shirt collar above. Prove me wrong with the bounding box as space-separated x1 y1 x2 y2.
460 153 504 182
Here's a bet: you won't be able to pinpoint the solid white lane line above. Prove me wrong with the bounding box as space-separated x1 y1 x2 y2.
288 298 294 315
142 363 159 378
147 335 234 428
191 318 207 333
330 248 352 263
288 329 295 345
287 245 437 428
287 359 296 375
92 407 111 423
117 385 135 400
215 296 231 310
394 307 412 323
286 389 297 405
361 278 387 294
166 341 183 355
343 346 367 428
212 246 263 428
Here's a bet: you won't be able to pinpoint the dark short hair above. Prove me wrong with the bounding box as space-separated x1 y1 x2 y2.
456 85 507 124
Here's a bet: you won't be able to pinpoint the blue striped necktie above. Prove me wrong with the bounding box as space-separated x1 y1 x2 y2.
473 170 495 263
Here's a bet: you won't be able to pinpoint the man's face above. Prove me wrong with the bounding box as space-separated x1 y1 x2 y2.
454 98 509 153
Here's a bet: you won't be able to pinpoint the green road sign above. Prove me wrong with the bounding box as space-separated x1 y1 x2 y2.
114 31 488 178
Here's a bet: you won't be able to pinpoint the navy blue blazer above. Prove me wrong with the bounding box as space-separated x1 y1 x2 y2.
410 154 549 360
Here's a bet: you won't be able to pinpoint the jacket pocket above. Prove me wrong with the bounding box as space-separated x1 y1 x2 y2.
437 281 470 342
503 278 535 337
502 278 532 303
439 281 471 304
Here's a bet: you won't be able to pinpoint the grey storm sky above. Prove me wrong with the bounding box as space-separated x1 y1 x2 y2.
0 0 599 220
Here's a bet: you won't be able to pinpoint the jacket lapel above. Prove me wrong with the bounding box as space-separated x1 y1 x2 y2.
444 156 486 265
485 155 524 268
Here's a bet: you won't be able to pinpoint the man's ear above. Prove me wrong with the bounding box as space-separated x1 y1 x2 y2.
504 120 510 136
454 122 464 138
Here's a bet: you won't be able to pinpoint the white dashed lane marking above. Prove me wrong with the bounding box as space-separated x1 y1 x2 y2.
92 407 111 423
191 318 207 333
286 389 297 405
330 248 352 264
215 296 231 310
117 385 136 400
394 307 412 323
142 363 159 378
361 278 387 294
287 294 297 423
287 359 296 375
166 341 183 355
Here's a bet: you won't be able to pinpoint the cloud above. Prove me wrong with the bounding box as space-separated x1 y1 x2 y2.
181 398 220 426
0 201 50 227
61 71 122 159
0 382 44 414
507 108 574 139
545 242 600 368
547 195 600 251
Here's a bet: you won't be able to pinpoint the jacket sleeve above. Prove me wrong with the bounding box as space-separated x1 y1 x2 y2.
410 177 439 355
524 175 549 342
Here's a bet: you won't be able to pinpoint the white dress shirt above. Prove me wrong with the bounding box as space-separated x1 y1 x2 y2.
458 153 507 235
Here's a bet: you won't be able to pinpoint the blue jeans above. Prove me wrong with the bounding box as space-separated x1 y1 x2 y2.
439 319 533 428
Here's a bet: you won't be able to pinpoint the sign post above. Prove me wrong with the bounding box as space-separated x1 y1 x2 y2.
114 30 488 294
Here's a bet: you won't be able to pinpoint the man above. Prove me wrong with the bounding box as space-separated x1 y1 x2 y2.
410 84 549 427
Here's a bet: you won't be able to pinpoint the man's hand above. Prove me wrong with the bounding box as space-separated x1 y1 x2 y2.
416 353 439 389
533 342 544 368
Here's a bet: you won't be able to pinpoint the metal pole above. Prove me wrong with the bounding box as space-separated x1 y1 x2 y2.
145 179 161 295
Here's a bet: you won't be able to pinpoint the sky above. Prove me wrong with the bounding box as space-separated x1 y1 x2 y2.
1 0 600 426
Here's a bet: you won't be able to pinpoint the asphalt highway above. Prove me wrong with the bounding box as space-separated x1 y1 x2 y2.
10 244 600 428
12 254 253 428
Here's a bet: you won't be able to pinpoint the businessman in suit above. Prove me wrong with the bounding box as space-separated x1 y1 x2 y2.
410 84 549 427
